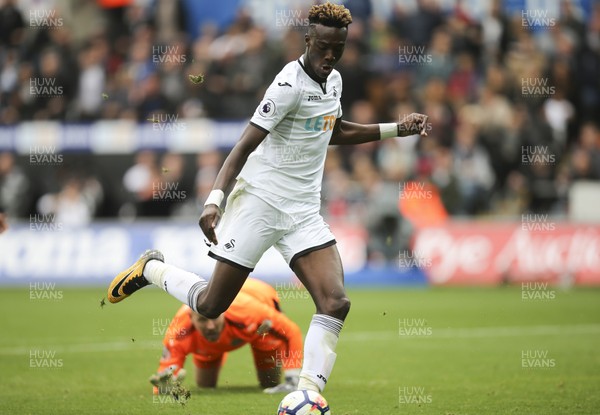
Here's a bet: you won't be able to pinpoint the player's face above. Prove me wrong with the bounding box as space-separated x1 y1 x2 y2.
305 24 347 81
191 312 226 342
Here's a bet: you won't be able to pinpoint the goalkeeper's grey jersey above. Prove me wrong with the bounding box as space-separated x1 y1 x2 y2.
239 55 343 205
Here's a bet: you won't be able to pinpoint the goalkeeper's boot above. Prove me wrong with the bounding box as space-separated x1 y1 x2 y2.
263 382 296 394
107 249 164 304
263 372 299 394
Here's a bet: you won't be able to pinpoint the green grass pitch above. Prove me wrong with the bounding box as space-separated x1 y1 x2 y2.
0 285 598 414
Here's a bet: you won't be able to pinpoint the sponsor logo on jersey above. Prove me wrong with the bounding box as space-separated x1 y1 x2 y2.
307 95 322 101
258 99 276 117
304 114 336 132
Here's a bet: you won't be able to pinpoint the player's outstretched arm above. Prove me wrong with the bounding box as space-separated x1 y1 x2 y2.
329 113 428 145
195 365 221 388
199 124 268 245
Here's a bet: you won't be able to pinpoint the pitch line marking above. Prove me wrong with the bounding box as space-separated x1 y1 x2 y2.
345 323 600 340
0 324 599 355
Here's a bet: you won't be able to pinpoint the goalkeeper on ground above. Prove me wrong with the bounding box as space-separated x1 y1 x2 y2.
150 278 303 394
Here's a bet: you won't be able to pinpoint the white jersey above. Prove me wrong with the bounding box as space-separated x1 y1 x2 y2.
239 56 343 206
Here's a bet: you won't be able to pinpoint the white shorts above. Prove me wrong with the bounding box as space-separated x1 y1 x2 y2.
208 182 336 271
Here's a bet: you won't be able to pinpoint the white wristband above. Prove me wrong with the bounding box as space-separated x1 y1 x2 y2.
204 189 225 208
379 123 398 140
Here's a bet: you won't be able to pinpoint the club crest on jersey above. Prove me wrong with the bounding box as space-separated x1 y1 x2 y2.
258 99 276 117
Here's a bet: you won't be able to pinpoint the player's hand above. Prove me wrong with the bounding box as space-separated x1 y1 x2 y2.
199 205 221 245
257 319 273 335
149 367 186 395
0 213 8 234
397 113 429 137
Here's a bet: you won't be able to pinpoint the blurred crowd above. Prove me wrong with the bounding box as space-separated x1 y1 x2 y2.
1 0 600 260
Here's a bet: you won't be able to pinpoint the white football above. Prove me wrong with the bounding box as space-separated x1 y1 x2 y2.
277 390 331 415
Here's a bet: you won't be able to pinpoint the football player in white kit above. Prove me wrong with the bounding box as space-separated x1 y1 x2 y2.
108 2 428 394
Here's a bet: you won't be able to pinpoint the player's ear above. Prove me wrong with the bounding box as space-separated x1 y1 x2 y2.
304 33 310 46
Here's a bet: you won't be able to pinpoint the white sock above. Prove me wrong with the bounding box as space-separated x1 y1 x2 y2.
297 314 343 392
143 260 207 311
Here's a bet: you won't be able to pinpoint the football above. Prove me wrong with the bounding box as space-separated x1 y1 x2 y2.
277 390 331 415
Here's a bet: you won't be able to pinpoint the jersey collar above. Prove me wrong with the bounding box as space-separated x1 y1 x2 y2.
297 55 327 95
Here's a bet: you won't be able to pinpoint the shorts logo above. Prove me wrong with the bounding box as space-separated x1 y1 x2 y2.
223 239 236 252
307 95 322 101
259 99 276 118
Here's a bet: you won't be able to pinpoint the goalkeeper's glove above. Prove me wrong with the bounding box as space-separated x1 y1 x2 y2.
149 366 186 395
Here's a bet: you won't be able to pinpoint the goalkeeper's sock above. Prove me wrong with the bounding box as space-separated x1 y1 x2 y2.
297 314 343 392
143 260 207 311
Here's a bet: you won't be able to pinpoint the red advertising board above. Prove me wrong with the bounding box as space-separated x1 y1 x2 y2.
412 222 600 285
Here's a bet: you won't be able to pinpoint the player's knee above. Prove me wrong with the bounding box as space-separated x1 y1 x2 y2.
320 296 351 320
